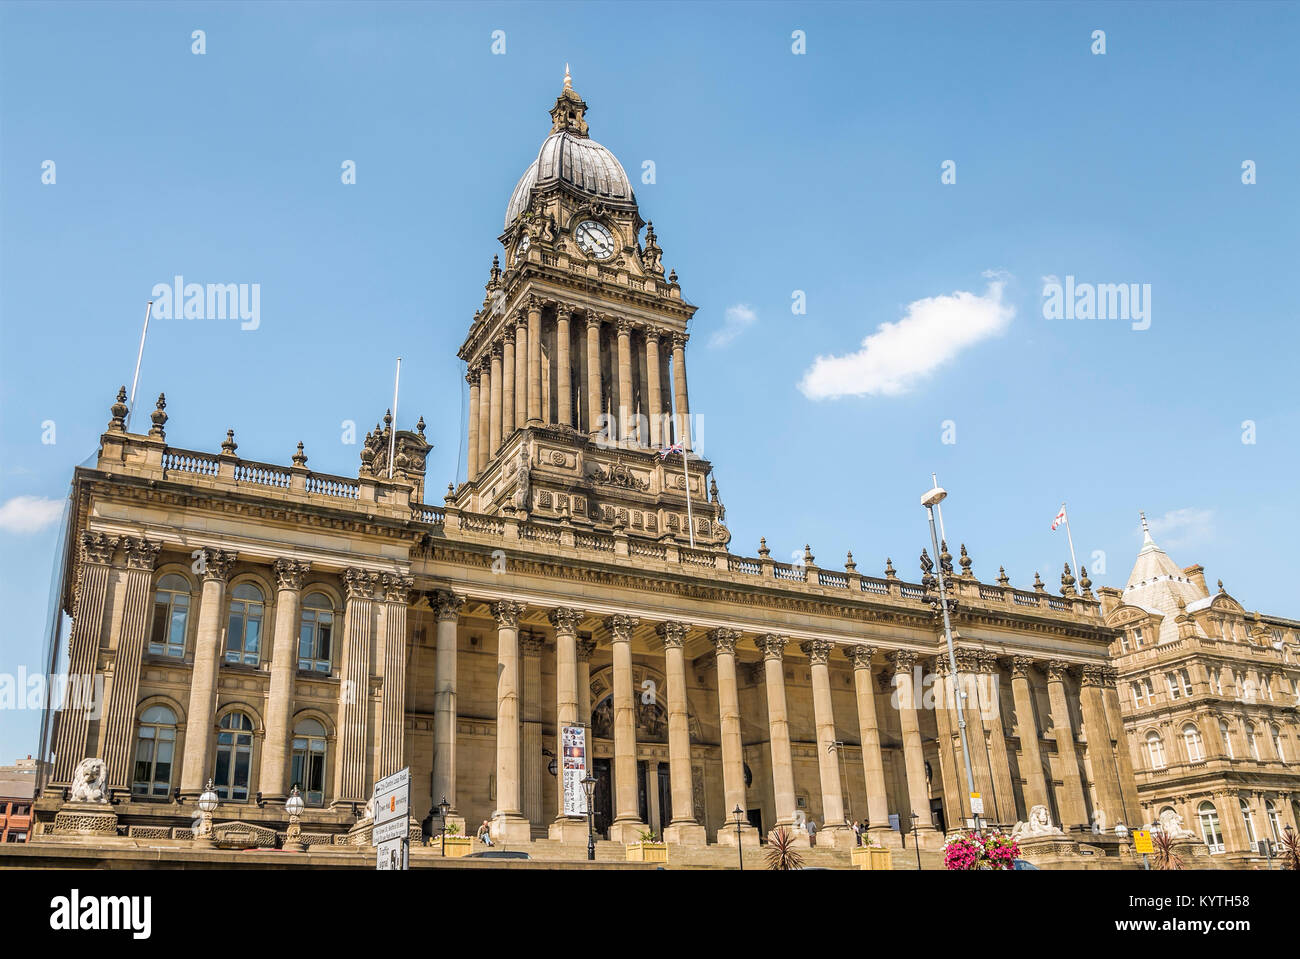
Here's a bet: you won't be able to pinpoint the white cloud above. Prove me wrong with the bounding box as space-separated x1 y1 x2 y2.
1144 508 1214 550
0 495 63 534
709 303 757 348
798 275 1014 399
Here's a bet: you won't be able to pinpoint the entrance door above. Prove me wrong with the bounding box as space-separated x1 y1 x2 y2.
747 808 763 841
657 764 673 832
636 760 649 826
930 797 946 834
593 758 612 836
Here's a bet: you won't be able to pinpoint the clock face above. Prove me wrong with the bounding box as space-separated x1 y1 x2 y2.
575 220 615 260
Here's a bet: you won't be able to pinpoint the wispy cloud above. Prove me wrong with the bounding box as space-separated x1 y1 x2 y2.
1144 508 1214 551
0 495 63 534
798 273 1014 399
709 303 757 348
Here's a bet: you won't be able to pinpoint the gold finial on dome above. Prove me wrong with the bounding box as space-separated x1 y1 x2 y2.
563 63 572 91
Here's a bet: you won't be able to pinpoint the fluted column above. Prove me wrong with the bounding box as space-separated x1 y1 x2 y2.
932 657 969 826
432 591 464 827
526 297 543 425
102 537 161 796
975 652 1017 824
521 632 545 831
1010 657 1051 817
616 319 634 446
476 357 491 475
377 573 413 779
557 307 573 427
710 627 757 846
585 313 603 435
179 548 238 798
333 568 377 805
259 558 310 800
645 327 664 448
51 533 119 787
1102 667 1139 825
513 314 528 429
604 614 646 842
549 608 586 840
1080 664 1125 832
490 600 531 841
658 622 705 843
488 341 504 455
803 640 850 844
957 649 1000 824
758 634 797 832
670 331 692 450
1046 661 1089 829
501 329 516 441
888 650 939 842
846 645 891 834
465 370 481 482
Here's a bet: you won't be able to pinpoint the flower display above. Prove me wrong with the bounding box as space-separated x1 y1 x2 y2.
943 830 1022 870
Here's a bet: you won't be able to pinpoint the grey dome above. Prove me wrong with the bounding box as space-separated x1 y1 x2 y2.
505 130 634 227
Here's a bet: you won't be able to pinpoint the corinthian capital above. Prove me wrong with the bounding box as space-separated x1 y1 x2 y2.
80 532 120 567
381 573 415 605
273 558 312 591
1080 664 1106 687
886 649 917 672
708 627 742 655
196 548 238 584
845 644 875 670
671 331 689 350
1011 655 1036 679
576 638 597 662
343 567 378 600
1046 660 1072 683
800 639 834 666
491 600 526 629
122 536 162 571
433 590 465 622
756 633 788 660
604 614 639 643
549 607 584 636
655 621 690 649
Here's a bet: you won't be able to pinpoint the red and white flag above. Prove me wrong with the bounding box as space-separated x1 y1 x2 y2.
1051 504 1067 531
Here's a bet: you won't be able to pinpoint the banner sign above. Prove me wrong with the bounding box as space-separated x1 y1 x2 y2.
562 725 588 816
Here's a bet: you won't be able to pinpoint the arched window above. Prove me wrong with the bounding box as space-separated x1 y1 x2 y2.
132 705 177 797
291 719 328 807
1219 719 1235 759
1182 724 1204 763
1266 800 1282 842
225 583 265 666
149 574 191 658
213 712 255 801
1247 724 1261 760
1198 801 1224 853
1239 798 1258 847
1214 671 1224 697
298 593 334 673
1146 731 1166 769
1270 725 1285 763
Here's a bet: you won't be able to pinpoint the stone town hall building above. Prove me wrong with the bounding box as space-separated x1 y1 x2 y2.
36 75 1139 852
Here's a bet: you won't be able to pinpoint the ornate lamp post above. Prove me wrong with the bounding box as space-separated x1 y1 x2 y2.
437 796 451 857
910 811 923 870
195 779 219 847
285 786 306 851
732 804 746 871
581 775 597 862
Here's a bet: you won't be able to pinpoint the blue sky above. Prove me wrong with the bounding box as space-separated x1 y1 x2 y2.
2 1 1297 762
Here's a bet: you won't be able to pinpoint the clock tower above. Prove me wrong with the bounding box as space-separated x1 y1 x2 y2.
454 70 729 551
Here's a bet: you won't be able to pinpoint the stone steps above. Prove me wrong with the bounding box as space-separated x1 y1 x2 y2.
495 838 949 870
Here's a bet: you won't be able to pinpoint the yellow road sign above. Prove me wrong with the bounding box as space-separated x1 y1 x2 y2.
1133 829 1153 854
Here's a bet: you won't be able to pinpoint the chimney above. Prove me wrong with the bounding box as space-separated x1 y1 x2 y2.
1184 564 1208 596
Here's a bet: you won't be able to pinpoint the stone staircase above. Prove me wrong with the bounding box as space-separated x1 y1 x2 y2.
497 838 947 870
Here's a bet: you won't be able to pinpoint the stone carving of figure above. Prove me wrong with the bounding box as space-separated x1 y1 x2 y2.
70 758 109 804
512 444 531 512
1158 808 1195 840
1011 804 1063 840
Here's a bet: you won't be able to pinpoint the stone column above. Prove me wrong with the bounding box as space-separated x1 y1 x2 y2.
549 608 587 841
644 327 664 448
1046 661 1089 830
465 369 481 482
333 568 377 805
526 297 543 425
513 314 528 430
616 319 634 446
521 632 545 834
490 600 531 842
585 313 603 436
658 622 705 843
557 307 573 428
670 331 692 450
179 547 238 798
377 574 413 779
846 645 891 836
501 329 515 441
488 341 504 456
888 650 939 843
432 591 464 830
576 637 596 802
606 614 647 842
1102 667 1140 825
956 649 1000 825
259 558 310 800
101 537 162 796
758 634 798 834
1010 657 1051 817
803 640 850 845
975 652 1017 824
932 656 969 826
476 357 492 475
1080 664 1125 833
52 533 119 787
710 628 758 846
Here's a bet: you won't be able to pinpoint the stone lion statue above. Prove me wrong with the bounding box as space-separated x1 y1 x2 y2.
1158 808 1195 840
1011 804 1063 840
69 757 108 804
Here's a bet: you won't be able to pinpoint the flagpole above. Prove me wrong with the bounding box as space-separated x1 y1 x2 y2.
388 357 402 479
682 451 695 549
124 300 153 433
1061 502 1080 581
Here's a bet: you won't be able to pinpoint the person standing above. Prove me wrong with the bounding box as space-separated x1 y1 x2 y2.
807 818 818 848
853 819 863 846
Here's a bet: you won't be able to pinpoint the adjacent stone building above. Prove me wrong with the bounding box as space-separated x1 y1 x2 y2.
34 75 1136 857
1100 515 1300 864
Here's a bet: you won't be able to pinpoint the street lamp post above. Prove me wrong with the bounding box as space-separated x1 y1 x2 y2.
732 804 745 871
437 796 451 858
910 811 923 870
582 774 597 862
921 481 979 834
285 786 306 851
195 779 219 848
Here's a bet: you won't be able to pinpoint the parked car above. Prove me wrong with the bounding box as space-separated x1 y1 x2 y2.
1011 858 1040 870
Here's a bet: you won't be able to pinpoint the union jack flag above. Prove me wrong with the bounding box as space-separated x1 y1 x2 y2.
658 443 684 460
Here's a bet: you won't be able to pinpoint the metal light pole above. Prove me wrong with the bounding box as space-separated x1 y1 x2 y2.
911 811 923 870
732 804 746 871
921 481 978 834
437 796 450 857
582 774 597 862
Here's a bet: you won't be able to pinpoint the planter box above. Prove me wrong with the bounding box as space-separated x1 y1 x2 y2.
439 836 473 858
626 842 668 864
852 846 892 870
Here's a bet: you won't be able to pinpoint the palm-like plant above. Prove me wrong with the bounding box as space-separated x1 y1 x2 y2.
1280 827 1300 871
1152 831 1184 870
766 826 804 870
